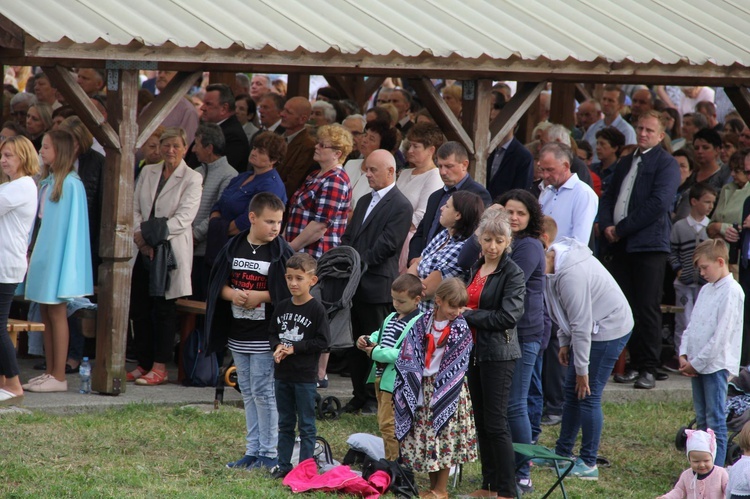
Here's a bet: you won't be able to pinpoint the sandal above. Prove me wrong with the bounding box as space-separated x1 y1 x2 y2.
134 369 168 386
126 366 147 382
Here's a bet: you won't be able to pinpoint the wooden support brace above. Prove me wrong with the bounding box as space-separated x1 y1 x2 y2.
408 77 474 154
45 65 120 149
363 76 386 108
323 75 354 101
462 80 492 183
136 70 201 148
575 83 592 103
725 86 750 127
489 82 546 152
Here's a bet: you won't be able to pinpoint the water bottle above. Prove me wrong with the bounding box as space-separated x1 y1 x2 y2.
79 357 91 394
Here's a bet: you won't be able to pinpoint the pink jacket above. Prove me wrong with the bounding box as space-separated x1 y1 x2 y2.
658 466 728 499
283 458 391 498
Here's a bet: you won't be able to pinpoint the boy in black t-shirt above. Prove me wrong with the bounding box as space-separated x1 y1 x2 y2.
269 253 330 479
205 193 293 471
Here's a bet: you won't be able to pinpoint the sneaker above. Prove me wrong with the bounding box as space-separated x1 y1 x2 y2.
270 465 291 479
568 458 598 481
250 456 278 470
226 455 257 469
516 478 534 495
541 414 562 426
316 375 329 389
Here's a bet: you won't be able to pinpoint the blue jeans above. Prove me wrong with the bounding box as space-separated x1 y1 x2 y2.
528 351 544 444
508 341 540 479
692 369 729 466
233 350 278 458
556 332 631 467
275 380 317 470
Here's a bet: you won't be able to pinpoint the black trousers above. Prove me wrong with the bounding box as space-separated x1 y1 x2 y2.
467 354 516 497
739 262 750 366
542 328 565 416
0 282 20 378
129 255 178 370
605 247 667 373
347 300 392 409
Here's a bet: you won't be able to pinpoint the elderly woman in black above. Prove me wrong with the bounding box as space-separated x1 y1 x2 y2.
461 207 526 499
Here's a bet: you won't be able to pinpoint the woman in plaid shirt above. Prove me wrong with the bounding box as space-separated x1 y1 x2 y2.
285 124 352 259
408 190 485 313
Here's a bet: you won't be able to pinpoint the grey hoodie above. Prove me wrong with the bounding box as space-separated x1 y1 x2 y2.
544 238 634 376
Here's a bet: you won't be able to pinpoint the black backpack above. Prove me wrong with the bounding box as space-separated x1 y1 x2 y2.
181 328 218 387
362 457 419 498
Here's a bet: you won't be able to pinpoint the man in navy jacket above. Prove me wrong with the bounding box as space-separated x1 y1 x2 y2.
486 131 534 200
598 110 681 390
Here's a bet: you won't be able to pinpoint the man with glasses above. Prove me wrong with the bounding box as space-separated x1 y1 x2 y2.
276 96 317 200
9 93 36 131
390 89 413 134
599 110 681 390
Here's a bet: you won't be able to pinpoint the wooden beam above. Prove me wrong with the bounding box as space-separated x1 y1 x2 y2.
287 74 309 99
489 82 546 152
408 77 474 154
549 82 576 129
464 80 492 185
323 75 354 101
725 86 750 127
136 70 201 148
45 65 120 149
363 76 386 109
0 15 23 50
575 83 592 103
209 71 235 88
92 69 138 396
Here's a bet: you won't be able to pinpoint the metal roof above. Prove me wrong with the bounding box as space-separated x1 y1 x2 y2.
1 0 749 77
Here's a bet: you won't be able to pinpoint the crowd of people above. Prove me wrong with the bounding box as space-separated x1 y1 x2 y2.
2 67 750 496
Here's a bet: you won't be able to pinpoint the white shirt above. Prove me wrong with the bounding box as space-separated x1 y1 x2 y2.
679 273 744 375
613 154 641 224
344 159 371 211
539 173 598 244
396 167 444 227
0 176 38 282
584 114 637 162
363 182 395 221
685 214 709 233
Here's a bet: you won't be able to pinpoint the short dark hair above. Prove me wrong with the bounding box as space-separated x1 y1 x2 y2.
684 112 708 131
450 190 485 240
206 83 236 112
437 141 468 162
594 126 626 155
673 149 695 171
195 122 226 156
495 189 544 239
235 93 257 116
0 121 29 138
391 273 423 299
364 120 398 152
365 106 392 124
406 122 445 150
248 192 285 215
286 253 317 274
261 92 285 112
602 85 625 105
252 131 287 164
575 140 593 161
688 182 717 201
693 128 722 149
52 105 76 120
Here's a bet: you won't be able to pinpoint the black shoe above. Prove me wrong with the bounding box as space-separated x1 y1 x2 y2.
341 402 364 414
613 369 639 383
655 370 669 381
360 403 378 415
65 364 80 374
270 466 291 479
33 361 46 371
634 371 655 389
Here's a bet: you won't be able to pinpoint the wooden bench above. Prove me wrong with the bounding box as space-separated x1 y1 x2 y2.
7 319 45 348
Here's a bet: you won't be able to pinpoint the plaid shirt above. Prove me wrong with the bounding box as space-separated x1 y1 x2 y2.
417 228 467 312
285 166 351 259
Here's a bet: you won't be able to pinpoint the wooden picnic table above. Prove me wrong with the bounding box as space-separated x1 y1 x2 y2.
7 319 45 348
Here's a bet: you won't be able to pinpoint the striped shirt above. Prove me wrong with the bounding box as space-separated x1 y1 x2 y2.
375 310 420 377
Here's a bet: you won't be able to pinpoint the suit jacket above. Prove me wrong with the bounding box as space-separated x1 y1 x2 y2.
598 146 680 253
186 115 250 173
341 186 413 303
277 128 317 201
133 160 203 299
740 196 750 270
408 175 492 261
486 137 534 199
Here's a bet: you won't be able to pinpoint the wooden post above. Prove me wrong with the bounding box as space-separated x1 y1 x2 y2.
462 80 492 183
549 82 576 129
91 68 138 395
287 74 310 99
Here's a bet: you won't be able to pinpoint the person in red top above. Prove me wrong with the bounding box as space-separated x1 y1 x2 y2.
284 124 352 259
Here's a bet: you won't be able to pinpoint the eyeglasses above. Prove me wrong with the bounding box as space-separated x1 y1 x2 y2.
315 142 338 150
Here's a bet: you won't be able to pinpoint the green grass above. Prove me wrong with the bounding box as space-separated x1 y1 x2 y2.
0 400 694 498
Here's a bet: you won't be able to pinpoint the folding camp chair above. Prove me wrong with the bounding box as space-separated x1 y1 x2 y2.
513 443 575 499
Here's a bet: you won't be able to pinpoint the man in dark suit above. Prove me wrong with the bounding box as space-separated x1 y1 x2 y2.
486 129 534 199
341 149 413 413
408 141 492 264
736 155 750 365
186 84 250 172
599 110 681 390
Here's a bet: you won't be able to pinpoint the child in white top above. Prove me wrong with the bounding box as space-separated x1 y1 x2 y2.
727 421 750 499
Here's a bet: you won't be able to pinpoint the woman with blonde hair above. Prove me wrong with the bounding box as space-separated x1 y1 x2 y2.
0 136 39 402
23 130 93 393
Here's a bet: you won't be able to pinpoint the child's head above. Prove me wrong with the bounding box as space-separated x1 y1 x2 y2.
738 421 750 454
391 274 422 316
693 238 730 283
248 192 285 243
688 183 717 220
540 215 558 250
285 253 318 298
433 277 468 322
685 429 717 474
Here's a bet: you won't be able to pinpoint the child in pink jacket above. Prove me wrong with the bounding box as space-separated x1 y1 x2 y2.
658 429 728 499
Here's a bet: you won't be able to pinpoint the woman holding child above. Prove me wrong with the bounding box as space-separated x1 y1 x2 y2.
460 207 526 499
